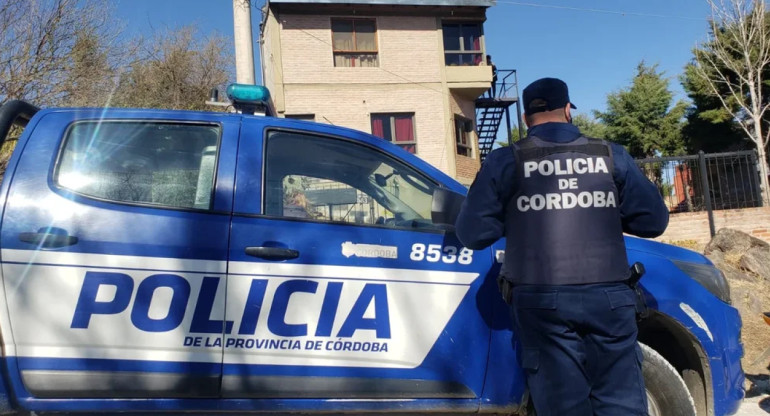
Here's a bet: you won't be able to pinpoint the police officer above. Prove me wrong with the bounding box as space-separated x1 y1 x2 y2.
455 77 668 415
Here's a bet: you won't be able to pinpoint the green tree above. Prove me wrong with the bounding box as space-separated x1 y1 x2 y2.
595 62 688 158
573 114 607 138
681 61 748 153
496 115 607 146
496 124 526 147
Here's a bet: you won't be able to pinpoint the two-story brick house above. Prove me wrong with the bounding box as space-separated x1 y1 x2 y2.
260 0 495 184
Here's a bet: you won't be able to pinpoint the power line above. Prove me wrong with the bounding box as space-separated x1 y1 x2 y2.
495 1 703 21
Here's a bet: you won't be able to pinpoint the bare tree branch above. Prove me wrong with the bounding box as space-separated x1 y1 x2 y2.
695 0 770 203
112 26 233 111
0 0 127 106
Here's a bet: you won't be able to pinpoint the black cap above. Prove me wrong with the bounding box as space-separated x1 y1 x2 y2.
522 77 577 114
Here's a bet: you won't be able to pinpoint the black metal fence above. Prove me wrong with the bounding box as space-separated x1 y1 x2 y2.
635 150 763 234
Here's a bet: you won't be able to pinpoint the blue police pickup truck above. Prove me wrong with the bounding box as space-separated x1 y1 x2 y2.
0 85 743 415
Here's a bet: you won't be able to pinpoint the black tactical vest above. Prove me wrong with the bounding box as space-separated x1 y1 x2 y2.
504 136 629 285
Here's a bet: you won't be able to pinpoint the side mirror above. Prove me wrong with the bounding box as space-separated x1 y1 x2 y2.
374 173 388 187
431 188 465 231
374 172 397 187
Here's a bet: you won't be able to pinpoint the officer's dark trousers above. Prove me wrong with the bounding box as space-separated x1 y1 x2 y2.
510 282 647 416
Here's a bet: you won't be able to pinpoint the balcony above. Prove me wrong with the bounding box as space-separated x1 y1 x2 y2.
446 64 493 99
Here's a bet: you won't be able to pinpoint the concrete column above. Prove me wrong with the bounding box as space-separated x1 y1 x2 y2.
233 0 256 84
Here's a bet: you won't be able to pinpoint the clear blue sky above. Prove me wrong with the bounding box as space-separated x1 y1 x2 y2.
114 0 712 117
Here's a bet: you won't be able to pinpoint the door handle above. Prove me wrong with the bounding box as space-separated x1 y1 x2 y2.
245 246 299 261
19 232 78 248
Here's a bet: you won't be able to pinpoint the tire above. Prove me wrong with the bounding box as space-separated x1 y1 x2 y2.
641 342 697 416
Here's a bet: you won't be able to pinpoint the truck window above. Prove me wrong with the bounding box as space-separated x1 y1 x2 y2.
55 121 220 210
264 130 438 229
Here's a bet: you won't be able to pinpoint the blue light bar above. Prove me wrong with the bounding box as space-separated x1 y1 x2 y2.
225 84 274 116
227 84 271 103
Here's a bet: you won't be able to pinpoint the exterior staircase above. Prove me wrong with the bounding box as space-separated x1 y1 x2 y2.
474 69 522 161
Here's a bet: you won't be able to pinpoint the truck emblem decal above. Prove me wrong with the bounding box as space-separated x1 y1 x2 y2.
341 241 398 259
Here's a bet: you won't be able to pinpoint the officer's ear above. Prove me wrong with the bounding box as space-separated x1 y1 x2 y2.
564 104 572 124
523 113 530 128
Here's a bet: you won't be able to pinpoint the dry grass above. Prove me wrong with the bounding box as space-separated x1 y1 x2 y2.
666 239 706 252
726 251 746 267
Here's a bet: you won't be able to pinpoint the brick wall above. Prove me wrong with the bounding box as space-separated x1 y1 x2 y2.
284 84 449 171
280 15 443 86
654 207 770 245
276 14 455 173
455 154 480 185
271 13 493 180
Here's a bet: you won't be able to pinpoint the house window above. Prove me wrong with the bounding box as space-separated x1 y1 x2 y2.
371 113 416 154
455 116 473 157
442 23 483 66
331 18 378 67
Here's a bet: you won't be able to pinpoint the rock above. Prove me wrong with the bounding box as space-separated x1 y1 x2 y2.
706 250 726 266
705 228 769 255
725 267 755 282
705 228 770 282
740 246 770 281
707 230 770 378
706 250 754 282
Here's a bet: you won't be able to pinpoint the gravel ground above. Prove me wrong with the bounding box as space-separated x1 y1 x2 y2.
735 394 770 415
736 376 770 415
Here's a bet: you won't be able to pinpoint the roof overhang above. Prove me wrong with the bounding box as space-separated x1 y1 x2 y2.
268 0 495 6
265 2 490 18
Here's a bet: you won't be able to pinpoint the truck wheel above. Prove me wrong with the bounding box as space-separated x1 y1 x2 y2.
641 342 696 416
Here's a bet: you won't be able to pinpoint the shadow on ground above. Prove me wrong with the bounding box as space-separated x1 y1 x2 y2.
747 374 770 398
747 374 770 414
760 397 770 412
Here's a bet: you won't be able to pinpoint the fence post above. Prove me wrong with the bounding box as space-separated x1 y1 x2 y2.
698 150 716 237
751 149 764 207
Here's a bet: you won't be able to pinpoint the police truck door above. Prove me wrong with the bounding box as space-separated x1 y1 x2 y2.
223 121 494 402
0 112 238 399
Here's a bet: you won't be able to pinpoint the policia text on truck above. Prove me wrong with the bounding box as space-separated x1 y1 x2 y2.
0 84 744 415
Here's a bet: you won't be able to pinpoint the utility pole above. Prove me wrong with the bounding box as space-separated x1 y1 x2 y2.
233 0 256 84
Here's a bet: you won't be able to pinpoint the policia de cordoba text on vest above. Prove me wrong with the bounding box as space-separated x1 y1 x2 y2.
516 156 616 212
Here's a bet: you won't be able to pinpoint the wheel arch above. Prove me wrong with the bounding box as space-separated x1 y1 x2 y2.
638 310 713 416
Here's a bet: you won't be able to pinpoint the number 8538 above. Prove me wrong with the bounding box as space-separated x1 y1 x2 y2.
409 243 473 265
